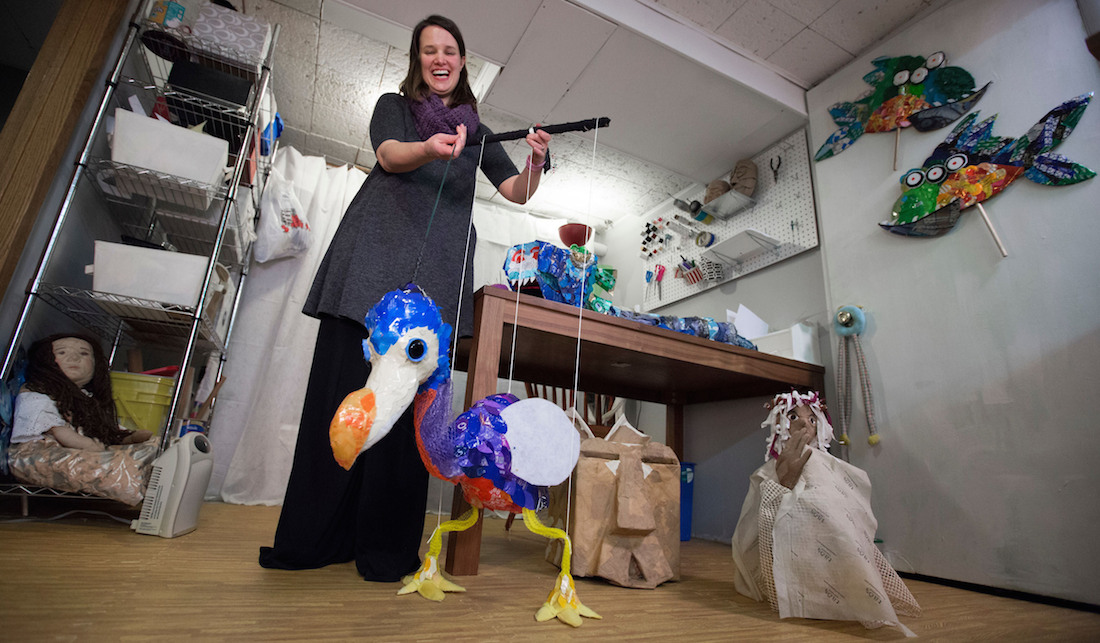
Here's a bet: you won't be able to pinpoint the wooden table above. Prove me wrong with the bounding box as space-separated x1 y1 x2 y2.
446 286 825 575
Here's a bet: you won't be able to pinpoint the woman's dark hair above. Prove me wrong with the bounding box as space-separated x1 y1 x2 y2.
24 333 130 445
399 15 477 108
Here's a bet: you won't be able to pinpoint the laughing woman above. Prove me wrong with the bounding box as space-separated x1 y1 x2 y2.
259 15 552 581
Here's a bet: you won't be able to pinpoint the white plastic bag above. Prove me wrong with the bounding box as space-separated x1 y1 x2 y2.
254 167 310 263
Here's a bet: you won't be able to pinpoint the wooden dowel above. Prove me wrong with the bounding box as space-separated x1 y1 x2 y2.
976 202 1008 257
893 127 900 171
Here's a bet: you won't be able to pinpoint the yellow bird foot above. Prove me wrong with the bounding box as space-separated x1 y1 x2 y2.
397 554 465 602
534 570 601 627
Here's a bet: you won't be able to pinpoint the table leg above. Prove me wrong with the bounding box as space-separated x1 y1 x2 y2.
445 293 507 576
667 402 684 461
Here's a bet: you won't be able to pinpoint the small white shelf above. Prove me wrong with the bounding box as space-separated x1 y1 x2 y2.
702 228 780 267
701 188 754 220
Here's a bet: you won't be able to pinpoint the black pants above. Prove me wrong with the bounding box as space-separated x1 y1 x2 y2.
258 315 428 581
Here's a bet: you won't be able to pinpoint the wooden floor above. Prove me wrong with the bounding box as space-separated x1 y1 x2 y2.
1 499 1098 641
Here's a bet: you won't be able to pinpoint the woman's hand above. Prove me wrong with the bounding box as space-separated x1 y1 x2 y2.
423 123 467 160
499 127 553 204
376 124 468 173
525 126 551 167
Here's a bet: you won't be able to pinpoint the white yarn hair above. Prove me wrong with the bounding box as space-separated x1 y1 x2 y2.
762 390 834 461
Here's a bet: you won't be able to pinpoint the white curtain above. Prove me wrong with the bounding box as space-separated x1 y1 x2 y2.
206 152 576 505
207 147 365 504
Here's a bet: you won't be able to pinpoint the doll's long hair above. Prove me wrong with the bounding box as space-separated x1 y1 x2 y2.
24 333 130 445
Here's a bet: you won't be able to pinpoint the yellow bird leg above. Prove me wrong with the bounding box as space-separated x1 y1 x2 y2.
398 508 479 601
522 508 601 627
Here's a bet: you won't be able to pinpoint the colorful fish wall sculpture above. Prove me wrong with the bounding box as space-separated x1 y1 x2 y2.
815 51 989 161
880 93 1095 237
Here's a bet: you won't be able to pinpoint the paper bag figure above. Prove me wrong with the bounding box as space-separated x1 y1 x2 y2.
546 414 680 588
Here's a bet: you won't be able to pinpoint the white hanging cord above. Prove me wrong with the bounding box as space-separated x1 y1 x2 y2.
569 122 601 413
449 137 489 381
429 136 491 532
565 121 602 534
505 283 522 396
504 130 542 397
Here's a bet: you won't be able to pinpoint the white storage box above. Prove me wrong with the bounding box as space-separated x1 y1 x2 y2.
112 108 228 208
88 241 232 338
753 322 822 365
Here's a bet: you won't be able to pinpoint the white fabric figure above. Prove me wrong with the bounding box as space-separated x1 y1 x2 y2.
731 391 920 634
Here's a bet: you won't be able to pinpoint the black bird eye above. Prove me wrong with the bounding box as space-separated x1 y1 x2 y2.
926 165 946 183
406 339 427 362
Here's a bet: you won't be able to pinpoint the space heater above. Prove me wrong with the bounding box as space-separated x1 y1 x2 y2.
130 432 213 538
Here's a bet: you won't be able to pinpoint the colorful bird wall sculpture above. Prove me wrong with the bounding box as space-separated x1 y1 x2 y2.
328 284 598 627
880 93 1095 238
815 51 989 161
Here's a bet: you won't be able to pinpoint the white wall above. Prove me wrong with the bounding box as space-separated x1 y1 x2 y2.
601 199 831 543
808 0 1100 604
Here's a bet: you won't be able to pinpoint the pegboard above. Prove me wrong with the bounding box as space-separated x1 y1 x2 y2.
640 128 818 310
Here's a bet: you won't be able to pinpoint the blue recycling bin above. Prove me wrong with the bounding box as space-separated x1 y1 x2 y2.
680 462 695 541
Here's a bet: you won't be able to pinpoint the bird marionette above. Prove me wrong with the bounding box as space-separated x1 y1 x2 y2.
880 93 1095 238
328 284 599 627
815 51 989 161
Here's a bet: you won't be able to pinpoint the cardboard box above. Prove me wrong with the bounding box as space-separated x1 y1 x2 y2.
753 322 821 365
89 241 233 339
112 108 228 208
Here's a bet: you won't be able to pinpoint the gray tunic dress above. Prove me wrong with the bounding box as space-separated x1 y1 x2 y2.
259 94 521 582
304 92 519 336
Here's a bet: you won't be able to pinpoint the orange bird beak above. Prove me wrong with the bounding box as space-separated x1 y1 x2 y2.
330 388 377 470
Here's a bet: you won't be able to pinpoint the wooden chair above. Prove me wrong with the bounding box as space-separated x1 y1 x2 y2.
523 382 618 438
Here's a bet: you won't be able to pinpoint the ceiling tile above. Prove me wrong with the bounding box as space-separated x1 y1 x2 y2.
545 28 802 181
485 0 616 122
766 27 854 87
715 0 805 59
651 0 746 30
810 0 927 53
764 0 838 25
336 0 543 65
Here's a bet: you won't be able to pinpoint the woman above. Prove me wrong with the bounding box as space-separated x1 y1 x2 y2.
9 333 156 505
259 15 552 581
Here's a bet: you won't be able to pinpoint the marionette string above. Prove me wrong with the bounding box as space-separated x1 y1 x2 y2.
411 145 457 285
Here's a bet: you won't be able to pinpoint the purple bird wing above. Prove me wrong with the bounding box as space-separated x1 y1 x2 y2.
451 393 546 510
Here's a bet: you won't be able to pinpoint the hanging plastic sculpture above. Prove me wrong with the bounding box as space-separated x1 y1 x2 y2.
327 284 599 627
504 240 598 308
815 51 989 161
880 93 1095 238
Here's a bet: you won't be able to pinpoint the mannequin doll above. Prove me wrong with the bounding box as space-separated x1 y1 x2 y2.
8 333 158 505
730 391 920 633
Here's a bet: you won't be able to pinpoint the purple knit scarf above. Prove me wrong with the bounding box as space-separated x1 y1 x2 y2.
409 93 479 142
